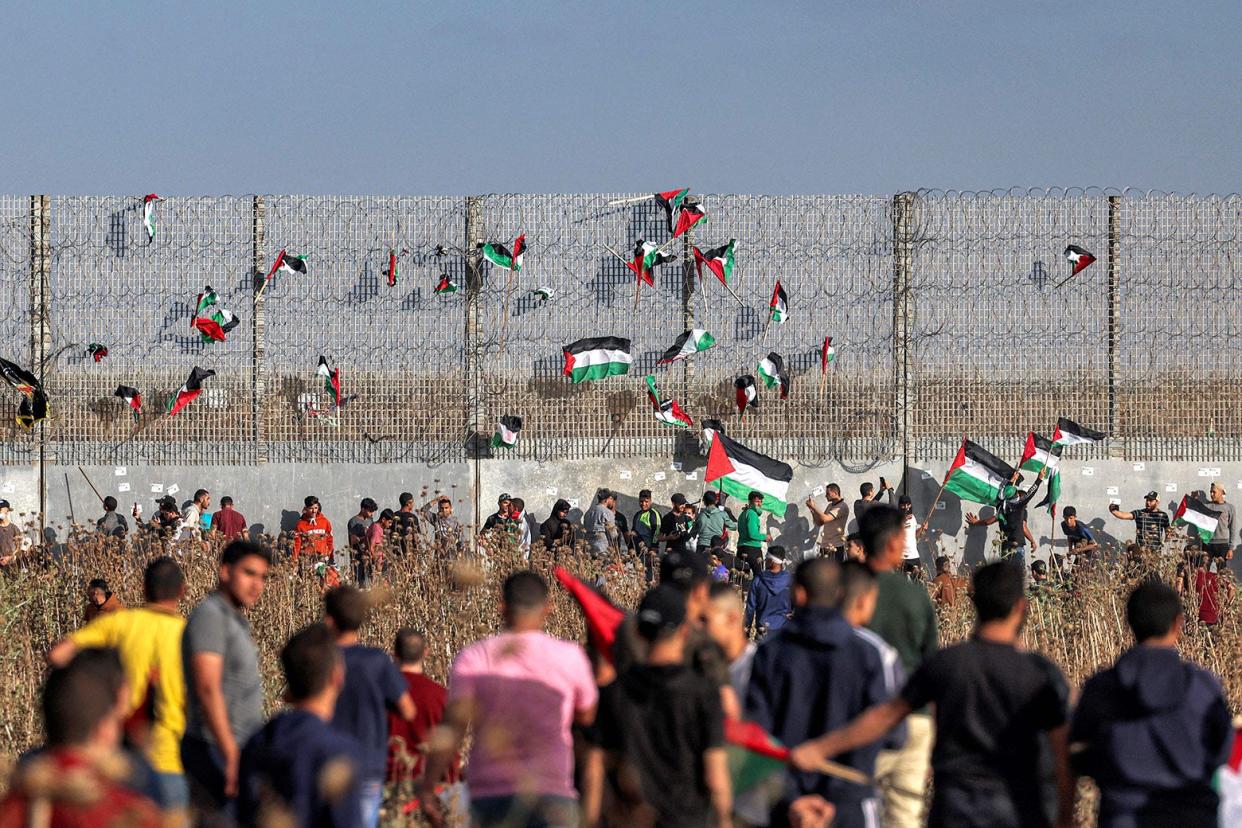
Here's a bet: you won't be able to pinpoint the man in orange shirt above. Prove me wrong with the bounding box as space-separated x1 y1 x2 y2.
292 496 334 561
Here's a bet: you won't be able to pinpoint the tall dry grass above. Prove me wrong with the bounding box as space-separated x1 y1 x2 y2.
0 526 1237 826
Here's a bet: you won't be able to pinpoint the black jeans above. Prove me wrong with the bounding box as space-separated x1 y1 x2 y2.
181 734 232 819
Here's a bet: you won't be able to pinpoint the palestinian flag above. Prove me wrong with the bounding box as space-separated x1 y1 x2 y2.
655 188 691 234
943 439 1016 505
266 249 308 282
166 366 214 416
645 376 693 429
114 385 142 419
553 566 626 664
87 343 109 362
769 281 788 323
628 240 674 286
190 287 240 343
1174 495 1218 543
756 353 790 399
1064 244 1096 276
821 337 835 373
735 375 757 417
1035 469 1062 517
1052 417 1106 447
725 719 789 795
435 274 458 294
491 415 523 448
703 423 793 514
1019 433 1062 474
562 337 632 383
385 249 398 287
1216 730 1242 828
532 286 554 302
142 194 160 243
480 234 525 271
657 329 716 365
672 197 707 238
692 240 735 285
317 356 341 407
0 357 39 396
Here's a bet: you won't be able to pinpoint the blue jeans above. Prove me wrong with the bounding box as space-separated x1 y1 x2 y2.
470 794 578 828
181 734 232 816
1005 546 1027 571
154 771 190 810
359 778 383 828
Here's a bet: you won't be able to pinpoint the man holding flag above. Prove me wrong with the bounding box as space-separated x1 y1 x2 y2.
965 467 1048 570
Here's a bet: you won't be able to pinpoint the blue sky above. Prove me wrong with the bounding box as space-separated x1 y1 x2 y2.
2 1 1239 195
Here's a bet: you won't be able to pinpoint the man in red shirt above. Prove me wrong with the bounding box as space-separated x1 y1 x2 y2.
387 628 459 785
211 495 248 540
0 649 161 827
292 495 334 561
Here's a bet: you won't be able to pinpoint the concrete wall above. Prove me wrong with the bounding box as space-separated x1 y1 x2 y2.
3 456 1239 576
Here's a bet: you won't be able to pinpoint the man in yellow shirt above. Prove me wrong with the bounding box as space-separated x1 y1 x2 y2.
48 557 188 813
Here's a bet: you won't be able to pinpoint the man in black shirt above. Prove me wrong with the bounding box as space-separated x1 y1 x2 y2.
392 491 419 546
659 493 695 556
852 477 893 528
598 585 730 827
791 560 1073 828
482 493 512 532
965 468 1046 569
1109 492 1170 550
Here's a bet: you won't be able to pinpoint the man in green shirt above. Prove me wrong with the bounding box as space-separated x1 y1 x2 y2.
693 491 737 556
860 504 939 828
735 491 766 575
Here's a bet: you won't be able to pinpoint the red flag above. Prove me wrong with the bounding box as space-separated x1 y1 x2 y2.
724 719 789 762
553 566 625 663
705 433 736 484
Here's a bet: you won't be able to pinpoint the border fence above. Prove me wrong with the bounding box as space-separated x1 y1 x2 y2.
0 189 1238 469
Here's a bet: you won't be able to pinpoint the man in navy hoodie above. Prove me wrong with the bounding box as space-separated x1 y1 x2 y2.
744 545 792 637
1070 580 1232 828
745 556 891 828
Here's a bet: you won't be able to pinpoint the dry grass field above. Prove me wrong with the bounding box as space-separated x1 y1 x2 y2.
0 528 1235 826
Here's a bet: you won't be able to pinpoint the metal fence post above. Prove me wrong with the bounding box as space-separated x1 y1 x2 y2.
892 192 915 483
1106 194 1120 442
30 195 50 534
252 195 268 463
464 195 484 534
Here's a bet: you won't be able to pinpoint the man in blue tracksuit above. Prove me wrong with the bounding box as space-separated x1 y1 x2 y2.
745 557 891 828
744 545 792 637
1070 580 1232 828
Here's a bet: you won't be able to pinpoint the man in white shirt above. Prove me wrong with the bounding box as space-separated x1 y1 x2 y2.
179 489 211 540
898 495 921 574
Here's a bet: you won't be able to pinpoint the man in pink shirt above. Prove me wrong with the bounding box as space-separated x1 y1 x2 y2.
420 571 597 828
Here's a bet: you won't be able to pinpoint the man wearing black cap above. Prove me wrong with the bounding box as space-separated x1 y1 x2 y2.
1109 492 1170 550
659 493 695 556
597 585 731 827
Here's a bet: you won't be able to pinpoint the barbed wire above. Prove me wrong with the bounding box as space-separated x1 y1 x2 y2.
0 191 1236 466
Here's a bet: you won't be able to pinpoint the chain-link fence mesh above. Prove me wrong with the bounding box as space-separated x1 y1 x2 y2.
261 196 466 464
0 196 34 464
44 196 256 465
0 190 1237 469
908 188 1111 463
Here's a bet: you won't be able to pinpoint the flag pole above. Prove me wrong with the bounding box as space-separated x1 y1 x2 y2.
719 280 746 308
78 466 104 504
605 244 643 309
920 437 962 532
605 194 654 207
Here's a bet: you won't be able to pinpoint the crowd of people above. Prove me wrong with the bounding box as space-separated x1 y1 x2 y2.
0 473 1238 827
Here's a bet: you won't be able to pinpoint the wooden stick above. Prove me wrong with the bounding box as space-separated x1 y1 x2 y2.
78 466 104 504
815 759 871 786
604 244 643 308
919 439 961 532
718 280 747 308
65 473 76 527
605 194 654 207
